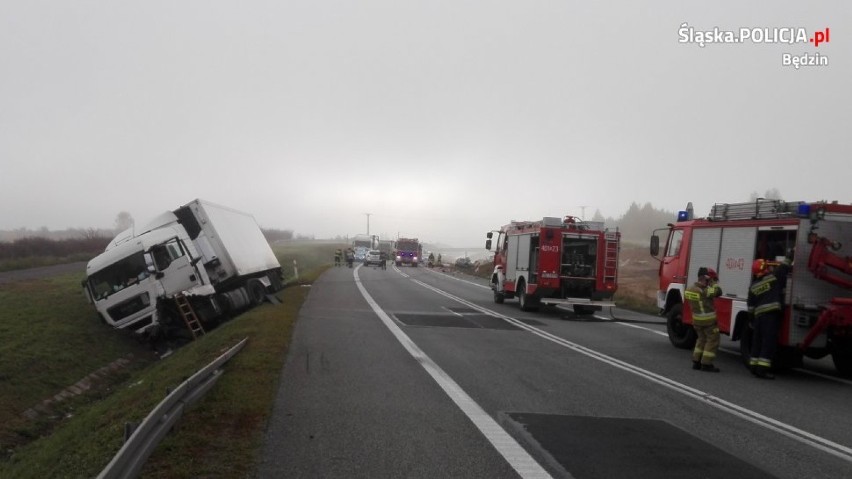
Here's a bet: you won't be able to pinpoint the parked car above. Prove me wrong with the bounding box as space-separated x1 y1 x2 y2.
364 250 383 266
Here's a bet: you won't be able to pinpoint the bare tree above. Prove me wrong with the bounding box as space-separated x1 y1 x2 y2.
764 188 782 200
749 189 783 201
114 211 134 232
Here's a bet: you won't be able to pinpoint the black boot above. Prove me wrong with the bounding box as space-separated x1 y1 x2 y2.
701 364 721 373
755 366 775 380
692 361 701 370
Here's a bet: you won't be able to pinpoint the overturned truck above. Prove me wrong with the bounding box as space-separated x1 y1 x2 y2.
83 199 283 339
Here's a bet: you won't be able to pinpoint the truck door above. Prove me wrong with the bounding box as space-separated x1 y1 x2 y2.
660 228 685 287
151 238 200 296
506 234 520 281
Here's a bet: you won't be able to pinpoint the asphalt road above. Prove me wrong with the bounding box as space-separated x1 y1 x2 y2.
257 264 852 479
0 261 86 284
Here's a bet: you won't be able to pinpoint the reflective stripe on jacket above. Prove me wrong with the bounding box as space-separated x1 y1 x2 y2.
747 263 790 318
685 283 722 325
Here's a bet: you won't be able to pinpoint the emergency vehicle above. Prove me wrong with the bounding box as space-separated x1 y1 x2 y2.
651 199 852 375
395 238 421 267
486 216 620 314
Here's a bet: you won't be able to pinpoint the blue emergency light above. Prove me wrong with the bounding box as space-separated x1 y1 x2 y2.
677 210 690 222
797 203 811 217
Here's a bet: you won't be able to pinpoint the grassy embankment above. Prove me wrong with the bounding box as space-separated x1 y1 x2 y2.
0 240 345 479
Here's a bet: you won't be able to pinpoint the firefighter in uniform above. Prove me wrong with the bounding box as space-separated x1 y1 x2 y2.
747 258 792 380
684 267 723 372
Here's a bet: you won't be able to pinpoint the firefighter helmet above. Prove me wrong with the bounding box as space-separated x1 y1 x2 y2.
706 268 718 280
752 259 768 277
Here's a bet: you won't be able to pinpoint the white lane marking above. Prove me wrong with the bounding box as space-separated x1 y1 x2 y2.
353 267 552 478
423 267 491 290
410 278 852 465
612 320 669 337
425 266 852 387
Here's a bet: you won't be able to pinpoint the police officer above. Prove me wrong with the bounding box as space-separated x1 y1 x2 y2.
685 267 723 372
747 258 792 379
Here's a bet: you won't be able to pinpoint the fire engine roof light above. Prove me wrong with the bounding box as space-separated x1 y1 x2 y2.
677 211 690 222
797 204 811 217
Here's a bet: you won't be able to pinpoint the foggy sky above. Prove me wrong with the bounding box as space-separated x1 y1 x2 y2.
1 1 848 247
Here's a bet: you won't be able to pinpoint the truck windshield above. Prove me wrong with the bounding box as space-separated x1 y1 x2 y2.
397 242 417 251
88 252 150 300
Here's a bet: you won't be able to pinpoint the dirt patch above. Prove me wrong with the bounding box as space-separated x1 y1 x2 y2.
618 246 658 303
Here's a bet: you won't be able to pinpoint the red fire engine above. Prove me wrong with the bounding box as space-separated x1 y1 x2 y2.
486 216 620 314
651 199 852 375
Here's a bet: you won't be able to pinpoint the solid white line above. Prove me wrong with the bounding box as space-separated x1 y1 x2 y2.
410 278 852 465
423 267 491 290
613 320 669 337
353 266 552 478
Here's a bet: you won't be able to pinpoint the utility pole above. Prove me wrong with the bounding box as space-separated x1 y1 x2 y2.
365 213 371 235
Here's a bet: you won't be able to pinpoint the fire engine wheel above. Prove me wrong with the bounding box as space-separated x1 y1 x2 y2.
493 290 505 304
518 286 539 312
666 304 696 350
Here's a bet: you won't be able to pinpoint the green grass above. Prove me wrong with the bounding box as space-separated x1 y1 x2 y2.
0 274 157 461
0 242 338 478
272 240 346 284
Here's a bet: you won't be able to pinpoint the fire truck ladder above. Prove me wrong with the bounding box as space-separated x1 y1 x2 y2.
708 199 801 221
175 293 205 340
603 233 619 282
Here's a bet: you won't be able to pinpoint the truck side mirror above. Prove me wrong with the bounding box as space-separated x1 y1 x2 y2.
650 235 660 257
143 252 157 274
485 239 492 250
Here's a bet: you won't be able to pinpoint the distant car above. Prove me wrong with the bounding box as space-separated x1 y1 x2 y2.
364 250 383 266
455 257 472 268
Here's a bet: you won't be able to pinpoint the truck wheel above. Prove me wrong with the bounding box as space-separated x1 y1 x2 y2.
518 283 539 312
491 277 505 304
247 279 267 306
492 281 505 304
666 303 696 349
831 340 852 377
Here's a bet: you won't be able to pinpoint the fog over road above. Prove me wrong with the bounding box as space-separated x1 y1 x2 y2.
258 264 852 478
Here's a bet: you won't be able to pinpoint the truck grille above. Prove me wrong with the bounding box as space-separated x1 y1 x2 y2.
107 293 151 321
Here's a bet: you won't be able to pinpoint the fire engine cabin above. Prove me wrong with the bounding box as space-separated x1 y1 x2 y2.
486 216 619 314
650 199 852 375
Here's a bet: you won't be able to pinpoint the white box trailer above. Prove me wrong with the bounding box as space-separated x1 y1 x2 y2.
175 199 281 287
83 199 283 338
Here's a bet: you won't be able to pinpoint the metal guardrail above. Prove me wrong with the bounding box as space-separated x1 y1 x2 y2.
97 337 249 479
